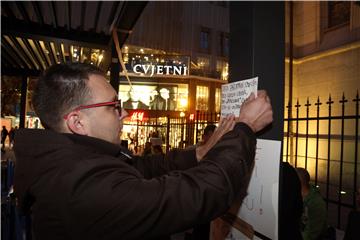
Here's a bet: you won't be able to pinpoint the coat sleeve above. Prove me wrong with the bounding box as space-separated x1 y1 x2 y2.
131 148 198 179
64 123 256 240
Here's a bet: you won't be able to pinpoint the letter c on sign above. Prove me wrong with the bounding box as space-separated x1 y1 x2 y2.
133 64 141 74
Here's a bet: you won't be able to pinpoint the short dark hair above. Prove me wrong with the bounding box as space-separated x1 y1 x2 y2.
295 167 310 187
203 124 216 137
32 63 104 131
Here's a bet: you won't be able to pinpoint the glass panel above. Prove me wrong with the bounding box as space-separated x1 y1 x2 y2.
328 1 350 28
196 86 209 111
215 88 221 112
119 83 188 111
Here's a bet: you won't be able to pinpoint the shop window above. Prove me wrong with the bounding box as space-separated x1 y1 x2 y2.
328 1 350 28
216 60 228 81
197 56 210 69
215 88 221 112
219 32 229 57
200 28 211 53
196 86 209 111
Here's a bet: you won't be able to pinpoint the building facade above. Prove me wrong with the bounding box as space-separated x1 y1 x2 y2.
116 1 230 151
284 1 360 230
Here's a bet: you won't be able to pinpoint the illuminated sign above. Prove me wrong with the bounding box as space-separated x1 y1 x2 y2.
133 64 188 77
131 111 144 121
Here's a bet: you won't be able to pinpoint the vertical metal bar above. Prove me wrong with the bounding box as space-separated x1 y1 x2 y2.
305 98 311 170
353 91 359 209
315 97 322 185
295 99 300 167
166 115 170 154
326 95 334 210
19 76 28 128
287 1 294 164
286 103 291 162
338 93 347 228
195 110 200 144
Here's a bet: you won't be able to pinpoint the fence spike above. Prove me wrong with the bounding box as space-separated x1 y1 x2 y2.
315 96 322 106
340 92 348 103
326 94 334 105
353 90 360 103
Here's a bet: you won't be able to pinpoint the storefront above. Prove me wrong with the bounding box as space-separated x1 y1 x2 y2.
117 53 225 153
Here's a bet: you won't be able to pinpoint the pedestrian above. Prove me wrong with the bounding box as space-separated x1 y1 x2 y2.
14 63 273 239
296 167 328 240
9 126 17 148
1 126 9 150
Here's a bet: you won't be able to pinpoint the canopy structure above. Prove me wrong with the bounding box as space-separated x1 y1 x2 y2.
1 1 147 76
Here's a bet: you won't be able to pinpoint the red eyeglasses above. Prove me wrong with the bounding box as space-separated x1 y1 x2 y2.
63 99 121 120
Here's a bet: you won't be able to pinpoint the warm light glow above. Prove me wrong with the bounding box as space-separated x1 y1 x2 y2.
179 98 188 108
180 112 185 117
98 54 103 63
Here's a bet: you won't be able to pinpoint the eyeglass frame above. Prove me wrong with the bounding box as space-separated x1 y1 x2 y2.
63 99 122 120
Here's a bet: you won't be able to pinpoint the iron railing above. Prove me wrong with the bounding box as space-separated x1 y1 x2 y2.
284 91 359 230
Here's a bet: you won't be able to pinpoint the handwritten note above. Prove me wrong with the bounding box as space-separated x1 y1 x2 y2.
226 139 281 240
221 77 258 117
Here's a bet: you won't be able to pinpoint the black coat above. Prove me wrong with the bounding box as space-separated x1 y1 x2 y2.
14 123 256 240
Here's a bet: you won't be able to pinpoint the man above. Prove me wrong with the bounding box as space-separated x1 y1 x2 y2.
202 124 217 144
186 124 217 151
296 168 327 240
14 63 273 240
9 126 17 148
1 126 9 151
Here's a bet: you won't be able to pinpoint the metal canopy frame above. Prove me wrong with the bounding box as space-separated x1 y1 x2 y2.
1 1 148 76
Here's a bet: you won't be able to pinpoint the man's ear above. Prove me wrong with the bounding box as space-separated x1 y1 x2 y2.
65 111 88 135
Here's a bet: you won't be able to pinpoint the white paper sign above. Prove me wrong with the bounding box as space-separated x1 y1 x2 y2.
221 77 258 118
233 139 281 240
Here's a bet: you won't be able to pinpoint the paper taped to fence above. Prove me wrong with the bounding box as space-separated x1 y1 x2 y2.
220 77 258 117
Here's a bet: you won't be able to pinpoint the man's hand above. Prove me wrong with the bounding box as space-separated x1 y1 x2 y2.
236 90 273 133
196 115 236 161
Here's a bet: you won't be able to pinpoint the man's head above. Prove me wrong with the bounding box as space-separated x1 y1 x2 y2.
202 124 216 144
32 63 128 144
159 88 170 100
295 167 310 197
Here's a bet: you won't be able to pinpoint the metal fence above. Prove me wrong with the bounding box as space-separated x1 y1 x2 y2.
284 91 359 230
123 111 221 153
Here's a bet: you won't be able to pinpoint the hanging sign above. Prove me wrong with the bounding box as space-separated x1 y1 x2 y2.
220 77 258 118
133 64 188 77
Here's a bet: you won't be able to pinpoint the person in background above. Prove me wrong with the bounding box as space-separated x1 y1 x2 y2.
296 167 327 240
343 187 360 240
1 126 9 152
14 63 273 240
142 141 152 156
187 124 217 151
9 126 17 149
279 162 303 240
152 145 164 156
187 124 217 240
